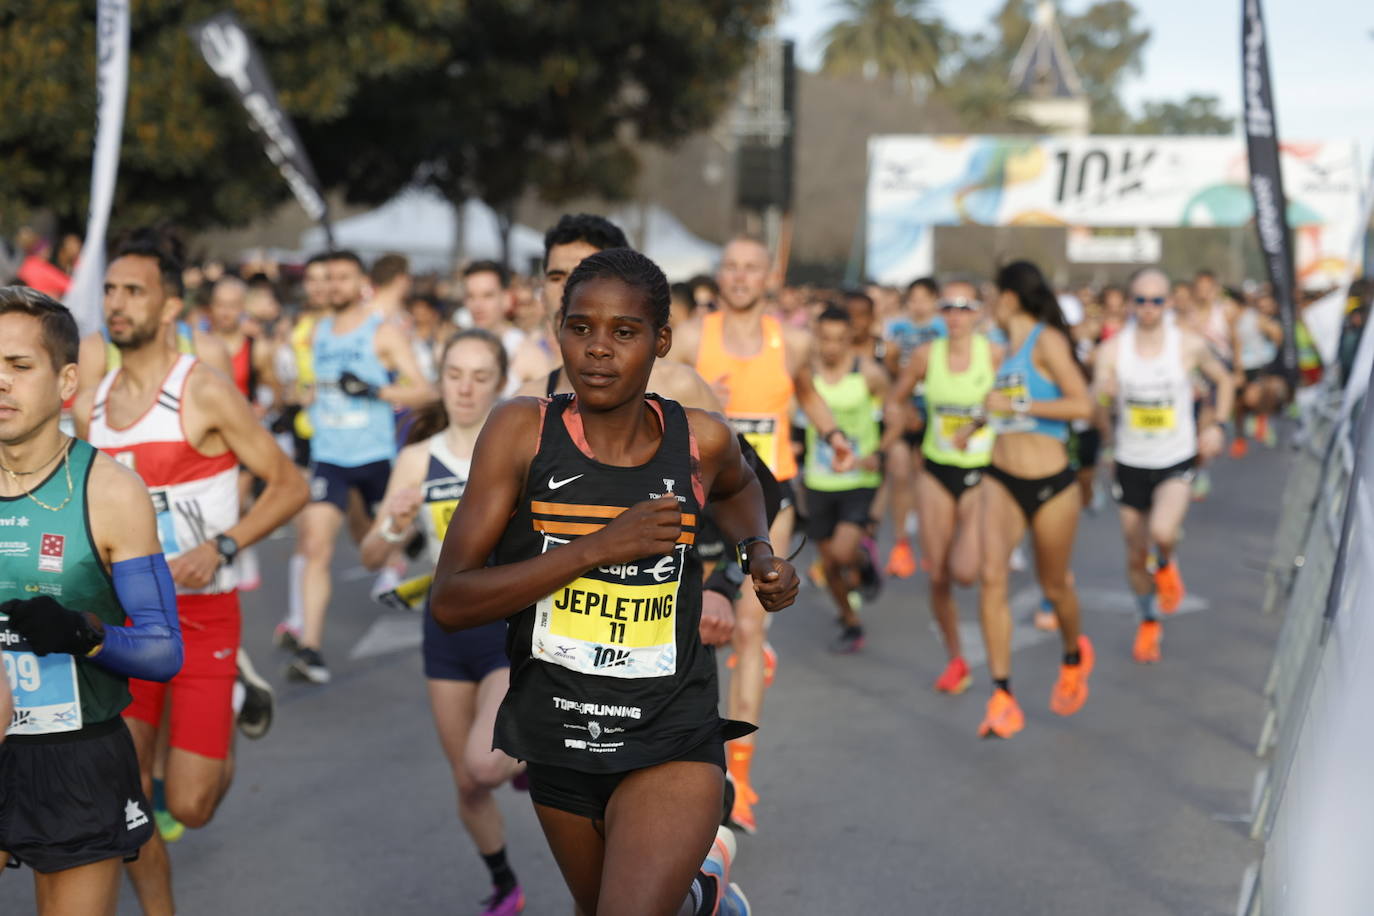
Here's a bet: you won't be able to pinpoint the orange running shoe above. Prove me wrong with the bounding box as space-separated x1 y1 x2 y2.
978 688 1025 739
725 641 778 689
886 539 917 579
1133 620 1162 664
808 558 827 588
729 793 757 835
1229 437 1248 459
934 656 972 694
1154 561 1185 615
1049 635 1095 717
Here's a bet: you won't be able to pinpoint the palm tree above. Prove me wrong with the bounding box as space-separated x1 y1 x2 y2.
820 0 948 93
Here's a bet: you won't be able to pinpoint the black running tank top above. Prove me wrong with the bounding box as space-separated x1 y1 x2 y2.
493 394 721 772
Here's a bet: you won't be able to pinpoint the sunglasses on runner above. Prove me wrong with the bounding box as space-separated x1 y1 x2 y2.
1133 296 1167 307
939 298 980 312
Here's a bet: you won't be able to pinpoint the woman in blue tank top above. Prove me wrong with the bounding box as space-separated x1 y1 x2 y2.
968 261 1095 740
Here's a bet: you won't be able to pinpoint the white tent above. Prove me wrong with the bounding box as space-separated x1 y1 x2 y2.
299 190 544 274
299 191 721 280
609 204 722 281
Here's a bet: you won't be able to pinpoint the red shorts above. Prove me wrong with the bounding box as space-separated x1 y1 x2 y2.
123 591 241 760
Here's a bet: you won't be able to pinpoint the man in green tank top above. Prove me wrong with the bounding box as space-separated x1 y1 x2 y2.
0 287 182 912
803 306 888 654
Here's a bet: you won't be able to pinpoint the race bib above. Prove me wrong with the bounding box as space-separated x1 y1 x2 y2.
2 615 82 736
428 500 458 543
1127 400 1176 432
933 406 993 455
991 372 1035 433
730 415 778 474
533 537 683 679
316 385 369 430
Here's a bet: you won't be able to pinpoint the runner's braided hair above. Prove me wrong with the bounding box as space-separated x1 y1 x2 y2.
561 247 671 331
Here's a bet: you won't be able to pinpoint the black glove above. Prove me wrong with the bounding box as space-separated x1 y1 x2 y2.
338 370 380 399
1 596 104 657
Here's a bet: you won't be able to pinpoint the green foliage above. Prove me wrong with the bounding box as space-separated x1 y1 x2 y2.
820 0 948 90
0 1 769 233
1130 94 1235 136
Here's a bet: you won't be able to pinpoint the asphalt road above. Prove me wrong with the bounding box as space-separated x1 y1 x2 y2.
5 446 1288 915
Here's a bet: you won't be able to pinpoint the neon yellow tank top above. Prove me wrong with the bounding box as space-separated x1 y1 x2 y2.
804 361 881 492
922 335 996 469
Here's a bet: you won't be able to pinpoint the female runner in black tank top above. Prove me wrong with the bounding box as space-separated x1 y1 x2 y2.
433 249 798 916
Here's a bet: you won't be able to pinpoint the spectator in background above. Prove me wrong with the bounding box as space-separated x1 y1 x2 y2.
15 234 70 297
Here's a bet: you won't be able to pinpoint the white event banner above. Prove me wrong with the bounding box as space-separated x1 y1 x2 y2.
867 135 1364 288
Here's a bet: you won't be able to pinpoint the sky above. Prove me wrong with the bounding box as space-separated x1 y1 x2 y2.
777 0 1374 150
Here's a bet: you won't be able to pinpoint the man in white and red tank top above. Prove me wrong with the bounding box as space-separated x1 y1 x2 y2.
73 228 308 916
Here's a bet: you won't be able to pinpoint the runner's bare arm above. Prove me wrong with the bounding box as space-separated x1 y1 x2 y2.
375 321 439 408
690 409 798 613
191 328 233 377
0 661 10 743
190 364 309 550
1091 337 1120 403
359 442 429 571
861 356 889 401
1189 332 1236 425
880 343 930 451
89 454 164 567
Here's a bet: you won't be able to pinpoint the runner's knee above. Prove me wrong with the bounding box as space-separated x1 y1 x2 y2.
167 785 221 829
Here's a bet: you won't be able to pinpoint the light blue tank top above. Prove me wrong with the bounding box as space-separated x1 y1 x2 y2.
989 324 1069 442
309 313 396 467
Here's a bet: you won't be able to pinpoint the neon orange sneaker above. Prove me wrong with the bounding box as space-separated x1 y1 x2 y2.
933 656 972 694
808 558 827 589
978 688 1025 739
1154 562 1184 614
729 792 757 835
886 539 917 579
1132 620 1162 664
725 641 778 689
1229 437 1248 459
1049 635 1094 717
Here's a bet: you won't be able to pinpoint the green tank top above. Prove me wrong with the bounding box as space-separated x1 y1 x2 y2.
804 361 882 492
0 440 131 733
923 336 996 469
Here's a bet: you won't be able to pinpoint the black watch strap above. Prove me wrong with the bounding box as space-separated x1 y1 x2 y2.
736 536 772 568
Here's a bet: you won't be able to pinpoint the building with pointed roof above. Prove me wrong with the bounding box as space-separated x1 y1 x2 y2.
1009 1 1091 135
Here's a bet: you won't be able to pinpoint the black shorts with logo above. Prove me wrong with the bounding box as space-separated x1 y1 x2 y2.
525 734 729 822
308 459 391 513
1112 457 1197 512
0 717 153 873
803 487 877 542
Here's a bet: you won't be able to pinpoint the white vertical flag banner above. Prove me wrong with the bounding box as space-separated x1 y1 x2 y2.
64 0 130 336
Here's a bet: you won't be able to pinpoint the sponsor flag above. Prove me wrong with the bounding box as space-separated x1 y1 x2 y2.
188 11 333 245
1242 0 1298 385
64 0 130 335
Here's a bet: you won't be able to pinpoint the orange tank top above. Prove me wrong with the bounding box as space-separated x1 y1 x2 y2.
695 311 797 481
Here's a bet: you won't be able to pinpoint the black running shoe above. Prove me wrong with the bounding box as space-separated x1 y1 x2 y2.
287 647 331 684
235 649 275 739
831 625 865 655
857 537 883 601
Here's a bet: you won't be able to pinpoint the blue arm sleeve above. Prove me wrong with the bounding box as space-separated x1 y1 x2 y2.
97 554 184 682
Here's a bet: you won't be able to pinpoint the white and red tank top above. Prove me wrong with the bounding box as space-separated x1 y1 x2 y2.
88 354 240 594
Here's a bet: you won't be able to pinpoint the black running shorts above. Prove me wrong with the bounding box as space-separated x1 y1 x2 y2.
525 736 727 822
0 717 153 873
1112 457 1197 513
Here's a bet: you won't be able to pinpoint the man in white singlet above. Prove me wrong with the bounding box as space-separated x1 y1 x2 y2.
1093 268 1233 664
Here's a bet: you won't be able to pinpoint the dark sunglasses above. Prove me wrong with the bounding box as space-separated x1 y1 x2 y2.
1133 296 1167 307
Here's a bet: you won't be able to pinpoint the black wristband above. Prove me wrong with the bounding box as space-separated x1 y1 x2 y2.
736 536 772 569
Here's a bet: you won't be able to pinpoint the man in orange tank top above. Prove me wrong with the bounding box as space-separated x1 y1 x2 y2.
672 236 853 834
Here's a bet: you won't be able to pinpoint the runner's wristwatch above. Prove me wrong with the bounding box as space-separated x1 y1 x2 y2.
215 534 239 566
736 536 772 568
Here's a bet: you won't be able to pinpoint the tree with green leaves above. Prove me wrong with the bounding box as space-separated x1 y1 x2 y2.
820 0 948 94
1130 94 1234 135
0 1 770 236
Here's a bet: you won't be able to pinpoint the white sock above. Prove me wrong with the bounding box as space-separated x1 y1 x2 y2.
287 553 306 632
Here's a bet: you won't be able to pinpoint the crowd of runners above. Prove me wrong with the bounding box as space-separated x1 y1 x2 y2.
0 212 1364 915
